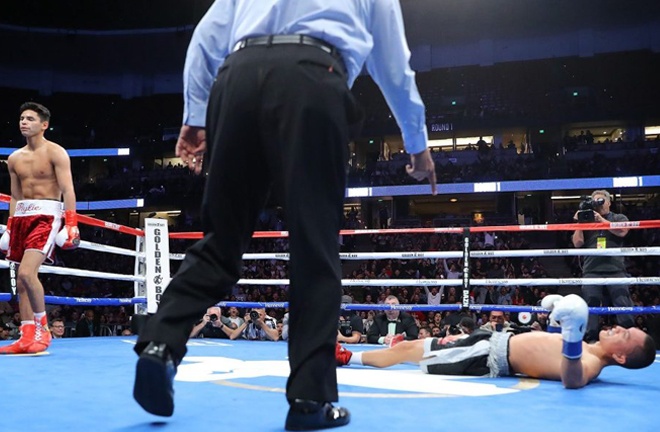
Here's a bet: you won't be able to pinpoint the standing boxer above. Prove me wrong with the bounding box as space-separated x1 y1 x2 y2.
0 102 79 355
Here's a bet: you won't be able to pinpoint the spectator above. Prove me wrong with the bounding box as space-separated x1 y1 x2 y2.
367 295 418 344
479 311 513 333
281 312 289 342
0 323 11 341
226 306 244 329
418 327 431 339
75 309 100 337
50 318 66 339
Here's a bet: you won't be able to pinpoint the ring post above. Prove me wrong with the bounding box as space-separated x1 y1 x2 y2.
461 227 471 311
144 218 172 314
133 235 147 316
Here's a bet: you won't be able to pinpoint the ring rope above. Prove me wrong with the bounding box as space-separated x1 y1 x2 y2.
0 193 144 237
2 193 656 319
169 247 660 261
42 295 146 306
231 276 660 287
79 239 144 258
0 291 654 315
0 259 145 282
77 214 144 237
214 301 660 315
168 220 660 241
0 292 145 306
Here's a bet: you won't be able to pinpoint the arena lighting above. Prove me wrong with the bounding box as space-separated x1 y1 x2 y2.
550 195 583 200
0 147 130 157
645 126 660 135
346 175 660 198
428 136 494 148
0 198 144 211
551 194 645 201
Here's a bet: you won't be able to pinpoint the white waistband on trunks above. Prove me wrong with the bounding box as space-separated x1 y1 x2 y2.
13 199 63 218
486 331 512 378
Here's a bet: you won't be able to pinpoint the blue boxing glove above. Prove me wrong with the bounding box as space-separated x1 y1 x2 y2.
548 294 589 359
540 294 564 334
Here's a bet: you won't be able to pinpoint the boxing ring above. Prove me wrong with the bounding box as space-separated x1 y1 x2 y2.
0 192 659 431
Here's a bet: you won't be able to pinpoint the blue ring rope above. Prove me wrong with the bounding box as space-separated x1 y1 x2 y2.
0 293 657 314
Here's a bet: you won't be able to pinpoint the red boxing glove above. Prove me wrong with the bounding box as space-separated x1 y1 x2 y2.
0 216 12 254
56 210 80 250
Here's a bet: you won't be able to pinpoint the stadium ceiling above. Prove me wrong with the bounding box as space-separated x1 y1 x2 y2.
1 0 658 42
1 0 658 80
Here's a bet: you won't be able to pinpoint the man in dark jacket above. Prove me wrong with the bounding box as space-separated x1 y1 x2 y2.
367 295 418 344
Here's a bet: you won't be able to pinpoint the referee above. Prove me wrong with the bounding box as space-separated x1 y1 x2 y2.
133 1 436 430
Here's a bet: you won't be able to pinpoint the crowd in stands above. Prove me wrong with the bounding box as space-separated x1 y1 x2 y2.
348 135 660 188
1 125 658 343
0 199 658 341
1 135 656 212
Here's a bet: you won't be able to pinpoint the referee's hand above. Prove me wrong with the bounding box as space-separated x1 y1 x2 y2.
406 148 437 195
175 125 207 175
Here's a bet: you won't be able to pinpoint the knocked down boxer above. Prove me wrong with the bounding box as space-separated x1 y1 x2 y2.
336 295 656 388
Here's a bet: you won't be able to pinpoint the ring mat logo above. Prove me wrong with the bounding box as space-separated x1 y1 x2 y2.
175 356 538 398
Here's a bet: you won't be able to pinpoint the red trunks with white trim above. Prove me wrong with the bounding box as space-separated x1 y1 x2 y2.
7 199 63 265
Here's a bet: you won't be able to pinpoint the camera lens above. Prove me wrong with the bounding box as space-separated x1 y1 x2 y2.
209 314 218 321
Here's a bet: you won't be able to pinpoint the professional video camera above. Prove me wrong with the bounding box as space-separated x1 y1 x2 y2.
338 320 353 337
446 324 462 336
249 310 260 322
577 196 605 222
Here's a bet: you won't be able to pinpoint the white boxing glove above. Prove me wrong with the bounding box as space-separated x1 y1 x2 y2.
0 217 12 254
549 294 589 359
540 294 564 333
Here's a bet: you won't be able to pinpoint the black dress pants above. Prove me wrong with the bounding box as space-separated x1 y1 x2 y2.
136 43 358 403
582 270 634 342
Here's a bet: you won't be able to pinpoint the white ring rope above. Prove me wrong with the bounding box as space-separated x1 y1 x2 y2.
0 259 145 283
79 239 144 258
169 247 660 261
2 224 143 258
233 276 660 287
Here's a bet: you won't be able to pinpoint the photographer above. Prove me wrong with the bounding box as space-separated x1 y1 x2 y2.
228 308 279 341
190 307 234 339
337 295 364 344
572 189 634 342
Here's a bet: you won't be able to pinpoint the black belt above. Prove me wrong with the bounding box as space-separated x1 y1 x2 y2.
233 35 341 59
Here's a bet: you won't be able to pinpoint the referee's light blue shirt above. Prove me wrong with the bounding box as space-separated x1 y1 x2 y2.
183 0 428 155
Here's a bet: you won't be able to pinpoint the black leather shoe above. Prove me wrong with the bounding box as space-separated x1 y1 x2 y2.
133 342 178 416
285 399 350 431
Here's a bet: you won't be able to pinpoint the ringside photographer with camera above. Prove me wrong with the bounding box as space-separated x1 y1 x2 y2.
337 295 363 344
572 189 634 342
190 306 234 339
228 308 279 341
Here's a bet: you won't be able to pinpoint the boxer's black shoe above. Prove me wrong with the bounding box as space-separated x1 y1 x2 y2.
133 342 178 416
285 399 350 431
